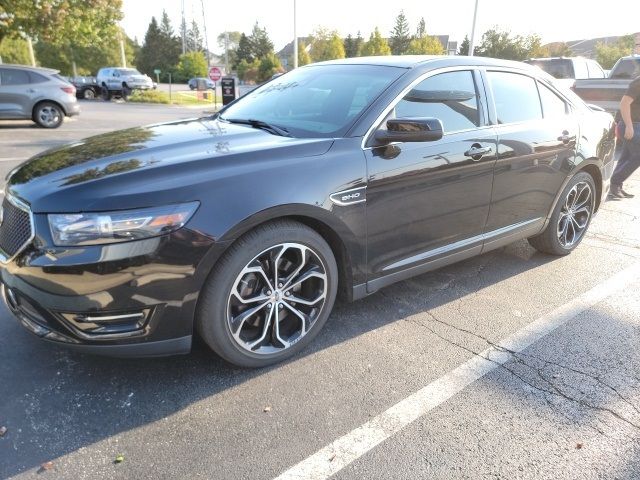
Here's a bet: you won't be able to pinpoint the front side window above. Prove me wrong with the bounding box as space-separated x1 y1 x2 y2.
220 64 404 138
392 70 480 133
610 59 640 79
538 82 568 118
0 69 30 86
488 71 542 124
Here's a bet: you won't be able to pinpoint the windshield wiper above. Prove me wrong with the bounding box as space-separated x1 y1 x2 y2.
223 118 291 137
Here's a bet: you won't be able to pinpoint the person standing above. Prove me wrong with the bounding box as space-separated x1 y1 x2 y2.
609 75 640 199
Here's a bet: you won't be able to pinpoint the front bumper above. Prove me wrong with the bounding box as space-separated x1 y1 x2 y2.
1 225 222 357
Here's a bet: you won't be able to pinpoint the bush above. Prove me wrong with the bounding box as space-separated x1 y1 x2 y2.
128 90 170 104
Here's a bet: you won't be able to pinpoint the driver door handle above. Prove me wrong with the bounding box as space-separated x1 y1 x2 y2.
464 145 493 160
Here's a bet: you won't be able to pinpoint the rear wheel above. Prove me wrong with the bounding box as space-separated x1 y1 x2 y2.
82 88 96 100
197 220 338 368
122 83 132 101
101 86 111 101
528 171 596 255
32 102 63 128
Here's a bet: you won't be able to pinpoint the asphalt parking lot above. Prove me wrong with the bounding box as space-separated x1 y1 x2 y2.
1 102 640 479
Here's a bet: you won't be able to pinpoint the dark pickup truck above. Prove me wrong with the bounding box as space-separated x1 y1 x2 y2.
67 76 100 100
572 55 640 113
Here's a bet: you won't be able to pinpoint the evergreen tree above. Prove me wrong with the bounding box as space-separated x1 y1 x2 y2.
389 11 411 55
354 32 364 57
344 34 357 58
236 33 253 65
458 35 470 55
249 22 274 59
360 28 391 56
187 20 204 52
297 41 311 66
416 18 426 39
135 12 181 77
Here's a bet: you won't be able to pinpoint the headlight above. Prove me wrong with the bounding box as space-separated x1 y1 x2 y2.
48 202 199 246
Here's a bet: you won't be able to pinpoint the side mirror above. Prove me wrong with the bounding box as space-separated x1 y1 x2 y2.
374 117 444 144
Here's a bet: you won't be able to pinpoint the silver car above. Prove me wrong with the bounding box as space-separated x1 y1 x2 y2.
0 64 80 128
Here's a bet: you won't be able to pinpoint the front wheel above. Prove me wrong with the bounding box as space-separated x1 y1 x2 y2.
101 86 111 101
528 171 596 255
83 88 96 100
196 221 338 368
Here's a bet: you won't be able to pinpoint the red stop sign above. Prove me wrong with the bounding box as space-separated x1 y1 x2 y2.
208 66 222 82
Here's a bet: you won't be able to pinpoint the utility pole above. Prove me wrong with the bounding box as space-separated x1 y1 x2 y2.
468 0 480 56
200 0 211 67
181 0 187 54
119 30 127 67
293 0 298 69
27 37 36 66
225 31 230 73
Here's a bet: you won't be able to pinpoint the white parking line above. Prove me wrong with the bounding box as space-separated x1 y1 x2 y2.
0 157 26 162
274 261 640 480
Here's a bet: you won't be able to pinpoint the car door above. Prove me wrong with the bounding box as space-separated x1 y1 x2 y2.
364 69 498 288
0 68 32 118
482 70 578 248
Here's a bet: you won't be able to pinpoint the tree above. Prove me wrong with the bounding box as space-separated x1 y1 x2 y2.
475 29 531 61
258 52 283 81
135 13 181 77
249 22 274 59
309 27 345 61
176 51 208 82
344 34 357 58
407 35 444 55
236 33 253 65
547 42 573 57
389 11 411 55
187 20 204 52
526 34 549 58
298 41 311 66
0 37 30 64
217 31 242 68
458 36 470 55
416 18 426 39
360 28 391 56
596 35 634 69
0 0 122 47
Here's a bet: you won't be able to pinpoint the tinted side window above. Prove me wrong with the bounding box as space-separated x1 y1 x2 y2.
487 71 542 124
538 83 567 118
610 59 640 79
28 72 49 84
0 69 30 85
394 70 480 133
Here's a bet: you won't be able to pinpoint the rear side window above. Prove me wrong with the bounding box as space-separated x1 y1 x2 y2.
528 59 573 79
28 72 50 84
487 71 542 124
538 82 568 118
0 69 30 85
610 59 640 79
394 70 480 133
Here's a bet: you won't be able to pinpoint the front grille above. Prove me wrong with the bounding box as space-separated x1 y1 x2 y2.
0 197 33 258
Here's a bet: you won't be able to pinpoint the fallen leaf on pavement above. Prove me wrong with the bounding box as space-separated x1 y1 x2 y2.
329 453 336 462
263 406 272 413
576 443 583 449
41 461 54 471
0 426 7 437
115 454 125 464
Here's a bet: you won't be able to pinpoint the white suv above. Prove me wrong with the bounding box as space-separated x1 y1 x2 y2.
96 67 154 100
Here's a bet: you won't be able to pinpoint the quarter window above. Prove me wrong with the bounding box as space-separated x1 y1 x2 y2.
538 83 568 118
393 70 480 133
487 71 542 124
0 69 30 85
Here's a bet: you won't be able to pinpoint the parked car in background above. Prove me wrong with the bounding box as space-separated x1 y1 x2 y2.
572 55 640 113
188 77 215 90
68 76 99 100
525 57 606 91
1 57 615 367
0 64 79 128
96 67 154 101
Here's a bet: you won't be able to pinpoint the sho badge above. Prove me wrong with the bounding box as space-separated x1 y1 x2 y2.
330 187 367 206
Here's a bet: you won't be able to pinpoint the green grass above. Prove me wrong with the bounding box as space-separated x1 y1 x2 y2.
128 89 221 107
128 90 170 104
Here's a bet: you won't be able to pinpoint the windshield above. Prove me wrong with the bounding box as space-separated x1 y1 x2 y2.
119 69 143 76
610 58 640 79
527 59 574 79
219 64 405 138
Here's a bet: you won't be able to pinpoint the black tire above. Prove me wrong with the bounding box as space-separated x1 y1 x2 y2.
528 171 596 255
32 101 64 128
101 86 111 101
196 220 338 368
83 88 96 100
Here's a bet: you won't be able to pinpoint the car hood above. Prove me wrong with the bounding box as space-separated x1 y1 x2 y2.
129 75 151 82
7 117 334 213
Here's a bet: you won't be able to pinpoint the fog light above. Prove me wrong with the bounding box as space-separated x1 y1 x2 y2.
60 308 152 337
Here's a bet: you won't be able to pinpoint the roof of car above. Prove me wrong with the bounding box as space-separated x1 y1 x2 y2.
0 63 59 74
310 55 541 72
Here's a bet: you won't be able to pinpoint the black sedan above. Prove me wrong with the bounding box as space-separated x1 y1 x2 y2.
0 56 616 367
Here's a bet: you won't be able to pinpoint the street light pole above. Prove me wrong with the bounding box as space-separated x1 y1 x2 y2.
468 0 480 56
293 0 298 69
200 0 211 68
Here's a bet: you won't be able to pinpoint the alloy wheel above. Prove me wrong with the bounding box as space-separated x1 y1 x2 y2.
557 181 593 248
37 106 61 127
226 243 328 355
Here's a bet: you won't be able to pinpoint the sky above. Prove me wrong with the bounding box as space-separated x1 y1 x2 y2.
121 0 639 54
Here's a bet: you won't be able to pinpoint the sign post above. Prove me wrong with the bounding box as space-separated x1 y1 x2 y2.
209 66 223 108
153 68 161 86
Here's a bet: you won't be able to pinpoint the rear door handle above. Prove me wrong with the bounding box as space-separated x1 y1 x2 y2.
464 146 493 160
